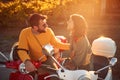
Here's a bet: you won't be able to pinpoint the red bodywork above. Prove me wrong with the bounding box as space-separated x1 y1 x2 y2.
5 60 49 80
6 36 67 80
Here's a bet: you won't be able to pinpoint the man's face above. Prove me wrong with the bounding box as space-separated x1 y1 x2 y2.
37 19 48 33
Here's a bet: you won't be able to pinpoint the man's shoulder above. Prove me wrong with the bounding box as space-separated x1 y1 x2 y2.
23 27 31 31
21 27 31 32
20 27 31 35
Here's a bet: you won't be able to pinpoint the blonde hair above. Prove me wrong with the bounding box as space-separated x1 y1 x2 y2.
70 14 88 38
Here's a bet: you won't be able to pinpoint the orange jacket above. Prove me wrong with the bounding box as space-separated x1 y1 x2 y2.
18 27 70 62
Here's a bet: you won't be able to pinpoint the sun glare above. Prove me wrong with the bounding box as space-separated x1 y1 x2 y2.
100 36 105 38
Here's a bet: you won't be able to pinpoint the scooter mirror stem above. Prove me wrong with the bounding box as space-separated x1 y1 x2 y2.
50 55 64 69
94 57 117 74
94 65 110 74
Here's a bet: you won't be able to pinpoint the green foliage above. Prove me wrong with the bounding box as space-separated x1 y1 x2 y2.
47 0 101 27
0 1 27 28
0 0 60 28
0 0 100 28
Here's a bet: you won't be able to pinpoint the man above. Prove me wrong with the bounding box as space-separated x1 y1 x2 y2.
18 13 70 73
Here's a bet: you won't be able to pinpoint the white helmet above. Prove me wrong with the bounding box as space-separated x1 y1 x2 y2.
91 37 116 58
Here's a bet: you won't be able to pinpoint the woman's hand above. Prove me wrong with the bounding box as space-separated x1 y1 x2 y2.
70 51 75 59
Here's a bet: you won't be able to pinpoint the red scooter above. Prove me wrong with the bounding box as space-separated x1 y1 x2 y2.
0 51 50 80
0 36 67 80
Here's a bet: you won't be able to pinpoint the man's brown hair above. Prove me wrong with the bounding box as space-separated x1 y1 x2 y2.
29 13 47 27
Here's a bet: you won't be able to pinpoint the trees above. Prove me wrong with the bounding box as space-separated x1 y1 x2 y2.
0 0 62 28
0 0 101 28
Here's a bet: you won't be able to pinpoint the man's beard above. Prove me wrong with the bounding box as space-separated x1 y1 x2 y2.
37 23 48 33
37 29 46 33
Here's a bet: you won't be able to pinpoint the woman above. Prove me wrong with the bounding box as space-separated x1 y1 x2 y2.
66 14 92 70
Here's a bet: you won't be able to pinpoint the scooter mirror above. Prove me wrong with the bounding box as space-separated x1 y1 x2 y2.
43 44 54 56
94 57 117 74
109 58 117 66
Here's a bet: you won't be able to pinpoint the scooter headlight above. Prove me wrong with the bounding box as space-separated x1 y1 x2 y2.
19 62 28 73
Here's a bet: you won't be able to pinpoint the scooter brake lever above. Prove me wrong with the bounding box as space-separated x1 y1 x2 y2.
44 74 58 80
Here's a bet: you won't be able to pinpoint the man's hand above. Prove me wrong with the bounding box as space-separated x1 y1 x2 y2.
24 60 37 72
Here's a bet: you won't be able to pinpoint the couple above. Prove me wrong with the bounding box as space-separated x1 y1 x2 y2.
17 13 92 78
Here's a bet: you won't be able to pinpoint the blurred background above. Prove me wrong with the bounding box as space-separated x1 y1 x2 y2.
0 0 120 80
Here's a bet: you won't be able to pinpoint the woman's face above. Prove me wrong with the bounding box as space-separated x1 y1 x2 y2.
67 18 74 32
